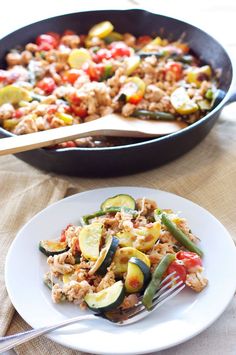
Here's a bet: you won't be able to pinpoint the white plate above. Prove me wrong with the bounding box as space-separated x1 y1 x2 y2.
5 187 236 354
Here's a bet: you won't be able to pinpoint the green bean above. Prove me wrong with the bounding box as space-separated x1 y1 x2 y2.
138 52 165 58
133 109 175 121
82 207 137 225
170 54 194 64
138 51 193 64
142 254 176 310
161 213 203 257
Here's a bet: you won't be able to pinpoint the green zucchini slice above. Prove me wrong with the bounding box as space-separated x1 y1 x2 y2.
39 240 69 257
89 236 119 276
125 257 151 293
100 194 136 211
79 222 103 260
84 280 125 312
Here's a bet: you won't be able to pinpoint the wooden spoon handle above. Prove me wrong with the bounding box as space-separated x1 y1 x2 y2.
0 120 104 156
0 114 186 156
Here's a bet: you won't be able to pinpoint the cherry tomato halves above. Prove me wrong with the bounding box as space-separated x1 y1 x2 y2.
167 260 187 282
176 251 202 271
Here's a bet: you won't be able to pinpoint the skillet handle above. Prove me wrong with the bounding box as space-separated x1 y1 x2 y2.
227 90 236 104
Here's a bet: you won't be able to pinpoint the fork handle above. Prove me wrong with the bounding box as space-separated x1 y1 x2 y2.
0 314 95 352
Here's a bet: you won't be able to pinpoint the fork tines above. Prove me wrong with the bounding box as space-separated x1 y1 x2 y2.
112 272 185 325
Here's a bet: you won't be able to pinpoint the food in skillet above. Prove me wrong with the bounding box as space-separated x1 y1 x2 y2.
0 21 220 148
40 194 208 313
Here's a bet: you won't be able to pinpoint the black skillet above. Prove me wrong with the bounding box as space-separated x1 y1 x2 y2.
0 9 235 176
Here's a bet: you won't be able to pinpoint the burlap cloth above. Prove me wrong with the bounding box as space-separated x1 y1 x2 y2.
0 102 235 355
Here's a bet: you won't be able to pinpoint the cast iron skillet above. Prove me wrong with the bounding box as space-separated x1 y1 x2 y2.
0 9 235 177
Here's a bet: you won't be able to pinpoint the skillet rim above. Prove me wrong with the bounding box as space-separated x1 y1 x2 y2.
0 8 234 154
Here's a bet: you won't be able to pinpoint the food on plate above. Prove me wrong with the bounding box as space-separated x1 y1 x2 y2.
0 21 221 148
40 193 208 313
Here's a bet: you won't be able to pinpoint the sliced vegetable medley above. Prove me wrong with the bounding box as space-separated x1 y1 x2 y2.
40 193 208 314
0 21 221 148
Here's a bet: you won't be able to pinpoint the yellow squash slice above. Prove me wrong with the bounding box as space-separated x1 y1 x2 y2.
68 48 91 69
79 222 103 260
88 21 114 39
0 85 31 106
187 65 212 88
117 221 161 252
170 87 199 115
113 247 150 276
125 55 141 75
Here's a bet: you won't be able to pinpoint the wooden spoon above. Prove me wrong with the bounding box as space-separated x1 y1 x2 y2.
0 113 187 156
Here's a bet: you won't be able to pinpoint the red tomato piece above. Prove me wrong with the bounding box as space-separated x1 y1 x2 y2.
176 251 202 271
13 108 24 118
109 41 131 58
69 93 81 105
62 69 82 84
0 70 8 82
0 70 19 84
71 105 88 118
82 62 105 81
167 260 187 282
166 62 183 80
137 35 152 45
46 32 60 45
36 34 58 51
36 77 56 94
46 105 58 115
93 48 112 63
128 93 143 105
60 224 73 242
64 141 77 148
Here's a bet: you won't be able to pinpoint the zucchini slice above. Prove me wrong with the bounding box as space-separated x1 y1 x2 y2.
113 247 150 276
68 48 91 69
88 21 114 39
79 222 103 260
125 257 151 293
84 280 125 312
89 236 119 276
39 240 69 257
117 221 161 252
101 194 136 211
170 87 198 115
0 85 31 106
125 55 141 75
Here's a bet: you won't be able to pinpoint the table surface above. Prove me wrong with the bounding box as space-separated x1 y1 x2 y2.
0 1 235 354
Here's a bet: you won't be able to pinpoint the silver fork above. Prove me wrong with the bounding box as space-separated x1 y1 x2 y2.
0 273 185 352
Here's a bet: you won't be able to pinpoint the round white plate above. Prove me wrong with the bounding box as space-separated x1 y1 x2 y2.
5 187 236 354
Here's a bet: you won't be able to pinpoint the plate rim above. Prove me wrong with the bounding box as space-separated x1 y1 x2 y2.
5 186 236 354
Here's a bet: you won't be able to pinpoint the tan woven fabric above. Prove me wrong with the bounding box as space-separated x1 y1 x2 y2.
0 172 70 353
0 102 236 354
6 313 86 355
